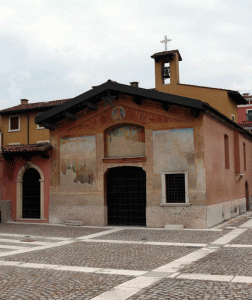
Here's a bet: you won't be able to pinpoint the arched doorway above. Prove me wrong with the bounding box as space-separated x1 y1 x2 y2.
107 166 146 226
22 168 41 218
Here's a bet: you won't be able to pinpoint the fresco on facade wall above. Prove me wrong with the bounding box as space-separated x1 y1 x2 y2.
106 125 145 158
153 128 194 174
60 136 96 190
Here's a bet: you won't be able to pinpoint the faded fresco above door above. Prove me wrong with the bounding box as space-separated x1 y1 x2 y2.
105 124 145 158
60 136 96 191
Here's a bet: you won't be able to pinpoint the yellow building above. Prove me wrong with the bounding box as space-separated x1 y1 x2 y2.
151 50 246 121
0 98 69 149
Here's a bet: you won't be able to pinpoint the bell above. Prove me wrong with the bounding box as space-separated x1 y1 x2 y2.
163 66 170 79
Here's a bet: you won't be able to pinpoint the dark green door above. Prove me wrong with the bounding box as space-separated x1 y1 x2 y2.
22 168 41 218
107 167 146 226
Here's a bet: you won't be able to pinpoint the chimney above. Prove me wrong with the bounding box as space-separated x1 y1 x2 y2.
21 99 29 105
130 81 139 88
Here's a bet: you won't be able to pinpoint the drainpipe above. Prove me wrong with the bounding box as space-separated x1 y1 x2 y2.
21 99 29 145
0 128 2 152
24 114 29 145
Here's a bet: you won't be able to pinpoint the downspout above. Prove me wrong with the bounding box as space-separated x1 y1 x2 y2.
0 128 2 152
24 114 29 144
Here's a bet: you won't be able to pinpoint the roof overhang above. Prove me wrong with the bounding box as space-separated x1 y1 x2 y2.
227 90 247 105
2 142 52 158
35 80 203 128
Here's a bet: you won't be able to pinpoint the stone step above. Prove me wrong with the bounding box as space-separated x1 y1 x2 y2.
64 220 83 226
164 224 184 230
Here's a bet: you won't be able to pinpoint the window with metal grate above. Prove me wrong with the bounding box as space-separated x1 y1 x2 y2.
165 173 185 203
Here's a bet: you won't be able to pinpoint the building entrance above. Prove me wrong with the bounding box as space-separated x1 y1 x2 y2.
22 168 41 218
107 166 146 226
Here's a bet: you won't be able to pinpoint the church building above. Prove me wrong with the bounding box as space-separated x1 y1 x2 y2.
1 49 251 228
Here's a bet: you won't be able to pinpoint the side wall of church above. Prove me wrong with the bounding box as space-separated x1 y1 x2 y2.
203 114 252 227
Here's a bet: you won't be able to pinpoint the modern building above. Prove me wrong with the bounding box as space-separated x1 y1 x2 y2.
238 93 252 132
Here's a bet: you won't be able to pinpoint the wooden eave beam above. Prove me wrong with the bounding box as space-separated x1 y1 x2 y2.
63 111 77 120
84 101 98 110
132 96 143 106
41 121 55 130
161 103 170 111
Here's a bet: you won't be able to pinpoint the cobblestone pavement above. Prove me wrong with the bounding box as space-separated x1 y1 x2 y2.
230 228 252 244
92 228 231 244
0 223 109 238
181 247 252 276
2 242 198 271
127 278 252 300
0 266 132 300
1 212 252 299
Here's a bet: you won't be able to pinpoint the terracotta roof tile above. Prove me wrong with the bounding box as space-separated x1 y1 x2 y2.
2 142 52 154
151 50 182 61
0 99 71 115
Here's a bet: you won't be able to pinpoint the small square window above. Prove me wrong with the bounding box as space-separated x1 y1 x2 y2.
9 116 20 131
161 171 188 204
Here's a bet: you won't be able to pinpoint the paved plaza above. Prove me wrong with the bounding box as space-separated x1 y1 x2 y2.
1 213 252 299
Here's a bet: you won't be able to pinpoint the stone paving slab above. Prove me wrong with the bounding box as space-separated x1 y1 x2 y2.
0 265 133 300
229 228 252 245
92 228 231 244
127 278 252 299
0 223 110 238
181 247 252 277
2 242 198 271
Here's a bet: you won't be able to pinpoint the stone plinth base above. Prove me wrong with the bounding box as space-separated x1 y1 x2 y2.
164 224 184 230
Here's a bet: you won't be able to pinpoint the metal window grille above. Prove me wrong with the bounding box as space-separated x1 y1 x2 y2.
165 173 185 203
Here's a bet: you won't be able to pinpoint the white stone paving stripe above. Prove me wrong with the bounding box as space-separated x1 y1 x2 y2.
0 238 49 246
239 219 252 228
91 287 141 300
232 276 252 283
210 228 246 245
95 269 146 277
146 241 206 247
54 266 101 272
0 233 70 241
227 244 252 248
177 273 234 282
0 260 147 276
91 277 161 300
81 239 206 247
0 244 28 250
0 240 75 258
77 228 125 240
82 239 144 245
154 247 216 273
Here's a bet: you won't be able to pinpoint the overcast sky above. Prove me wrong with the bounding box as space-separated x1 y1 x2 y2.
0 0 251 110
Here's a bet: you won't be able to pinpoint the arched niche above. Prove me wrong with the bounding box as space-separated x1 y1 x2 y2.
16 162 45 220
104 124 145 158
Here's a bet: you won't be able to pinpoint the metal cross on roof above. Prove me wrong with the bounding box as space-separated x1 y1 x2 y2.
160 35 171 51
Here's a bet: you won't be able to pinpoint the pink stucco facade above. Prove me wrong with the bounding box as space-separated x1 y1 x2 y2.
204 114 252 206
0 155 50 222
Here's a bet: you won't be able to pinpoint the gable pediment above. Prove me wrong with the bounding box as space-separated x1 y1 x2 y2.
35 80 203 129
63 97 198 134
